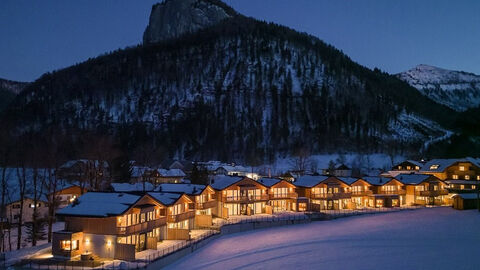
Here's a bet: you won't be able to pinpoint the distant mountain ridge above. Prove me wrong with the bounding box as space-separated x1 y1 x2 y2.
0 78 28 113
2 0 474 161
397 64 480 111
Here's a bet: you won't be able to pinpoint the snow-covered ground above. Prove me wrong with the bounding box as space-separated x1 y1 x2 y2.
165 208 480 270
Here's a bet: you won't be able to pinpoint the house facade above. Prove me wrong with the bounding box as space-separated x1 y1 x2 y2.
395 174 448 206
258 178 298 213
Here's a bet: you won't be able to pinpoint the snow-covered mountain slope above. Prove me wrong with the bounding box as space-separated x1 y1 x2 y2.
2 0 459 160
397 64 480 111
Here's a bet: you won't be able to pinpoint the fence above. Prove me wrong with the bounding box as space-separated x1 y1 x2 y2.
17 206 426 269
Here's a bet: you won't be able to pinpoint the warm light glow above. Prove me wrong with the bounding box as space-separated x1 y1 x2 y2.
459 166 465 171
107 240 112 247
453 175 459 180
85 239 90 245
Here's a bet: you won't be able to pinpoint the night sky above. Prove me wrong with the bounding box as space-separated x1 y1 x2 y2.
1 0 479 82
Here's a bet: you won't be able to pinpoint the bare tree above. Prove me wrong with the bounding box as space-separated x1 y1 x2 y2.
15 167 27 250
290 147 312 175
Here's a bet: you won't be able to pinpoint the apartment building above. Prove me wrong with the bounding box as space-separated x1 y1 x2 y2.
361 177 404 208
294 176 353 211
257 178 298 213
395 174 448 206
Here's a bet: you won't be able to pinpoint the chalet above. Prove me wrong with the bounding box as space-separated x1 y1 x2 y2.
362 177 404 208
210 176 269 217
147 193 195 240
388 160 424 177
322 164 352 177
154 183 216 227
445 180 479 193
50 184 87 209
214 165 259 180
419 158 480 181
278 171 301 182
161 160 194 174
154 169 186 184
294 176 353 211
54 192 167 260
350 178 374 208
257 178 298 213
395 174 448 206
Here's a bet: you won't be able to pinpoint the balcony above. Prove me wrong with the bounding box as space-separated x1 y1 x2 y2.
195 200 217 210
116 217 166 235
167 210 195 223
222 194 270 203
269 193 298 200
417 190 448 197
378 190 406 195
311 192 352 199
351 190 373 196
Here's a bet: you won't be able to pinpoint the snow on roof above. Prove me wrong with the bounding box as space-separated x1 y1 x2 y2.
452 193 479 200
394 174 432 185
293 175 329 188
155 183 206 195
57 192 140 217
148 192 183 205
217 165 248 172
421 158 480 173
257 178 282 187
210 175 243 190
157 168 186 177
361 176 392 186
335 177 358 185
406 160 424 167
111 182 154 192
131 166 151 178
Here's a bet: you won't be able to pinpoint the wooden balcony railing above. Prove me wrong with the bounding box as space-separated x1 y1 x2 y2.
195 200 217 210
417 190 448 197
167 210 195 223
311 192 352 199
377 190 406 195
116 216 166 235
351 190 373 196
222 194 270 203
269 193 298 199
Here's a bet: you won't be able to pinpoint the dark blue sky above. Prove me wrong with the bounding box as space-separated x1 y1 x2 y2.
1 0 479 82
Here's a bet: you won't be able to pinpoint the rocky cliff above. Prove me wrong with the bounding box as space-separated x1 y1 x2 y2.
143 0 235 44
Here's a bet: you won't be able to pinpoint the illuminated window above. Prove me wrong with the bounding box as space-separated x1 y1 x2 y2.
477 175 480 180
465 175 470 180
61 240 78 251
452 175 458 180
460 185 465 190
406 166 411 170
398 166 402 170
459 166 465 171
430 165 439 170
472 185 476 190
415 166 420 170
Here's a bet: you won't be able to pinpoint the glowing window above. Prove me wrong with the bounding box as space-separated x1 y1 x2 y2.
61 240 78 251
430 165 439 170
459 166 465 171
415 166 420 170
477 175 480 181
465 175 470 180
406 166 411 170
452 175 458 180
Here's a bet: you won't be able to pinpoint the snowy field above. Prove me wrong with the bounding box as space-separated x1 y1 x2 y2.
165 208 480 270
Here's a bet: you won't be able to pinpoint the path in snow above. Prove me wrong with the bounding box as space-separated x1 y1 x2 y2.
165 208 480 270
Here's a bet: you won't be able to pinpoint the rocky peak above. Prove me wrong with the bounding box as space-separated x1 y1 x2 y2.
143 0 236 44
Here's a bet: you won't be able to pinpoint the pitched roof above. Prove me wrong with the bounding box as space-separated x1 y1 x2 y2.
155 183 206 195
361 176 392 186
293 175 329 188
394 174 433 185
421 158 480 173
110 182 155 192
57 192 141 217
131 166 150 178
157 168 186 177
452 193 479 200
257 178 282 187
210 175 244 190
147 192 184 206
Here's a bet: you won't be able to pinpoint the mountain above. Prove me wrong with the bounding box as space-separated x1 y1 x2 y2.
0 78 28 113
143 0 236 44
397 64 480 111
2 0 463 162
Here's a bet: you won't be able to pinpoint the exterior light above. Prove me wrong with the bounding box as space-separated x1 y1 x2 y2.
107 240 112 247
85 239 90 244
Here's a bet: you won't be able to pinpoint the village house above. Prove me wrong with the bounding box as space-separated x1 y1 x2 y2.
361 176 404 208
50 184 87 209
257 178 298 213
394 174 448 206
349 178 374 208
54 192 168 260
322 164 353 177
153 169 186 184
154 183 216 227
452 193 480 210
294 176 353 211
210 176 270 217
110 182 155 192
419 158 480 181
388 160 424 177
